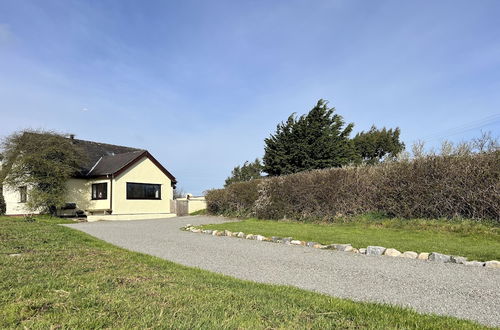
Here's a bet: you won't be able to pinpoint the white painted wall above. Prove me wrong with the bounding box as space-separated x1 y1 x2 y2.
3 185 39 215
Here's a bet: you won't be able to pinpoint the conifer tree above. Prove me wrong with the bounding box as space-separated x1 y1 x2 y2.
263 99 356 175
224 158 263 186
353 126 404 164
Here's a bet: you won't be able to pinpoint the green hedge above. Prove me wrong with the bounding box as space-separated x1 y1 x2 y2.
206 152 500 223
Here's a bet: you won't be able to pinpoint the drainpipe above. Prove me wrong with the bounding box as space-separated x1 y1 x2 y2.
108 174 113 214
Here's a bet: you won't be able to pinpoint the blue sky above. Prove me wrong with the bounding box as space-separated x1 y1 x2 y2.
0 1 499 194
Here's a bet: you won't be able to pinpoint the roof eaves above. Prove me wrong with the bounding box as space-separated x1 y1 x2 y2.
113 151 177 183
113 150 147 175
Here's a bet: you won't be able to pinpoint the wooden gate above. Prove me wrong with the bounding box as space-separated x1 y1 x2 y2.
176 200 189 216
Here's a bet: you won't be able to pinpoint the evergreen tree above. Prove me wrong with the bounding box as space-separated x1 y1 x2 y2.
224 158 263 187
353 126 404 164
263 99 356 175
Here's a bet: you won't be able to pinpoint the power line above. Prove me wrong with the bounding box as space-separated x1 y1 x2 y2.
419 113 500 142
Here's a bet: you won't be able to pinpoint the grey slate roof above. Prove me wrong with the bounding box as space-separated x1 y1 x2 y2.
86 150 146 177
72 137 176 183
72 138 143 176
19 133 176 183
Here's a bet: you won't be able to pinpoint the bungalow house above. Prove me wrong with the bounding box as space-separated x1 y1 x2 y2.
2 136 177 221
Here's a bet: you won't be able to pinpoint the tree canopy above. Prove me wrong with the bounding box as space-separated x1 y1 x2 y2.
259 99 405 176
0 130 85 214
353 126 405 164
263 99 357 176
225 158 263 187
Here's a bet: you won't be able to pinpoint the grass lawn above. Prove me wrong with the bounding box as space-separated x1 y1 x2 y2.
0 216 486 329
201 215 500 261
189 209 207 216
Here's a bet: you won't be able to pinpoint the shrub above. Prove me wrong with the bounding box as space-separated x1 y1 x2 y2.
206 180 262 217
206 151 500 223
373 153 500 220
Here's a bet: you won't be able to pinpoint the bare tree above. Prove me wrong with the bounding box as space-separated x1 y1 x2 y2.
173 187 186 199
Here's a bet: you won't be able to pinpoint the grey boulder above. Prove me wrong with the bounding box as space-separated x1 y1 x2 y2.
366 246 386 256
334 244 353 252
429 252 451 263
450 256 467 264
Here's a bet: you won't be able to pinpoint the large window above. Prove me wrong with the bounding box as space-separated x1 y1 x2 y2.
19 186 27 203
92 183 108 200
127 182 161 200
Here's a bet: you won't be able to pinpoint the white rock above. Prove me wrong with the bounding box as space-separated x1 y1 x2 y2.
384 248 402 257
359 248 367 254
237 232 245 238
255 235 266 241
290 240 302 245
402 251 418 259
464 261 485 267
485 260 500 268
417 252 430 260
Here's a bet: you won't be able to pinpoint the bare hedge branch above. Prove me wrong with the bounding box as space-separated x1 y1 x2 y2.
206 151 500 223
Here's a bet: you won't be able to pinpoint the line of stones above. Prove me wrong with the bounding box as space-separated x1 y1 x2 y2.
182 225 500 269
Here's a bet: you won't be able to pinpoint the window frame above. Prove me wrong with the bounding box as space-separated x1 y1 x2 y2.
19 186 27 203
126 182 162 200
91 182 108 200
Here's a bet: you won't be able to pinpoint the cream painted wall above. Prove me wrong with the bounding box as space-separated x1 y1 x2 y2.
3 156 174 216
3 179 110 215
176 197 207 214
112 157 173 215
188 200 206 214
66 178 111 211
3 185 37 215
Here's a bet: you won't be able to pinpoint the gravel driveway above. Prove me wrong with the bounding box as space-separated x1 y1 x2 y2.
65 216 500 327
